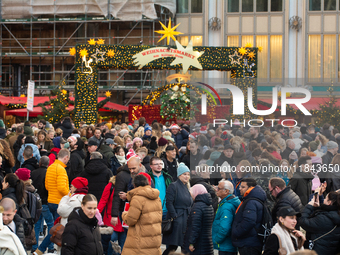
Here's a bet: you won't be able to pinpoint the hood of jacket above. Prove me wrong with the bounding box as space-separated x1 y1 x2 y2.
22 157 38 166
99 144 113 155
22 143 39 153
243 185 267 202
220 194 241 208
53 136 61 149
195 192 212 206
127 185 160 201
72 149 85 159
62 119 73 129
84 158 108 175
68 207 98 227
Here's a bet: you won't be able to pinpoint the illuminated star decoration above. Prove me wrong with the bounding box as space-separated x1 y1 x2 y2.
238 47 247 55
155 17 183 45
248 51 256 60
88 38 96 45
79 49 88 57
91 48 106 63
69 47 76 56
245 42 253 48
105 91 112 97
61 89 67 95
229 50 242 65
258 46 263 52
97 39 105 45
170 40 204 74
107 49 115 57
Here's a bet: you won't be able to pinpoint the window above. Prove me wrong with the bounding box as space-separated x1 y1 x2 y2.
177 36 202 46
324 0 336 10
309 0 321 11
270 35 282 81
256 35 268 80
227 36 239 47
271 0 283 11
308 35 321 82
257 0 268 12
177 36 189 46
242 0 254 12
242 35 254 47
191 0 203 13
324 35 336 81
177 0 189 13
228 0 239 12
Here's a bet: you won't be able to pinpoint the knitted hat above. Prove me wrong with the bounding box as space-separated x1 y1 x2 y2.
132 137 143 145
190 184 207 200
158 137 168 147
221 130 230 141
236 130 244 137
177 163 190 177
163 135 174 142
137 172 152 186
144 126 152 132
88 140 98 146
119 129 129 137
292 132 301 139
15 168 31 181
128 125 133 130
327 141 338 150
170 124 180 130
200 126 207 134
0 120 4 128
71 177 88 189
309 141 319 151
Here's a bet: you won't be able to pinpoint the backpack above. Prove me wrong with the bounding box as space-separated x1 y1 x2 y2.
243 197 273 246
26 190 42 225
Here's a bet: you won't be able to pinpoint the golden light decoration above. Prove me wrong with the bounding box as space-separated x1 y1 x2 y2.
88 38 96 45
245 42 253 48
238 47 247 55
105 91 112 97
79 49 88 57
69 47 76 56
258 46 263 52
62 90 67 95
278 91 291 98
20 94 26 97
107 49 115 57
155 17 183 45
248 51 256 60
97 39 105 45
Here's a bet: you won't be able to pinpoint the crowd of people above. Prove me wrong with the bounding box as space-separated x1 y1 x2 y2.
0 116 339 255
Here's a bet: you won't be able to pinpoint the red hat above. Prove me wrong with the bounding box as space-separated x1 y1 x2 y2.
158 137 168 147
170 124 180 130
71 177 88 189
189 132 198 139
126 149 141 162
138 172 152 186
15 168 31 181
200 126 207 134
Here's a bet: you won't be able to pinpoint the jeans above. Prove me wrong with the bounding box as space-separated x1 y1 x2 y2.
48 203 59 221
238 246 262 255
219 251 237 255
33 205 54 251
107 230 127 255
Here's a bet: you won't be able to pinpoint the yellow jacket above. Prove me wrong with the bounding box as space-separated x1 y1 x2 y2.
45 159 69 204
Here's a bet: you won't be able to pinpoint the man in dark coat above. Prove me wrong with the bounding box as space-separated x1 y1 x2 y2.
269 177 303 222
60 117 73 139
249 126 266 143
232 178 267 255
21 146 39 171
170 124 189 150
288 156 314 206
281 139 295 160
0 198 26 249
80 151 112 202
162 145 179 181
87 128 103 147
67 137 85 183
322 141 338 166
213 144 234 168
181 140 203 170
98 138 116 167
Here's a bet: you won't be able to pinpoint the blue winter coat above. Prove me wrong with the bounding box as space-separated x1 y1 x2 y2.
212 194 240 252
172 129 189 149
17 143 41 166
231 185 267 248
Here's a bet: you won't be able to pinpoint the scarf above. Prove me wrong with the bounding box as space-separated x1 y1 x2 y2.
235 186 255 214
271 223 303 254
116 155 127 166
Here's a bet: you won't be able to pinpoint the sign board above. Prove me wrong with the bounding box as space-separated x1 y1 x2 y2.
27 80 35 111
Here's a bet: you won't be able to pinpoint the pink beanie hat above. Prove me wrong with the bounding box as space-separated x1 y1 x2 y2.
190 184 207 200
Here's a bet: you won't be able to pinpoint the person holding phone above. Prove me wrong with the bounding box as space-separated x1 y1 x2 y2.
299 191 340 254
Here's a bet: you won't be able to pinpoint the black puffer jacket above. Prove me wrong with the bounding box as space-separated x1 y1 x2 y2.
300 204 340 254
2 187 19 207
142 155 151 172
61 207 103 255
272 186 303 221
80 158 112 202
68 150 85 183
288 171 313 206
111 165 131 217
13 214 26 249
31 166 48 205
0 128 6 139
60 119 73 139
190 177 218 214
21 157 39 171
182 193 214 255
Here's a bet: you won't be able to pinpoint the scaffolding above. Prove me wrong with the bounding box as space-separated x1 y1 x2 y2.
0 1 175 105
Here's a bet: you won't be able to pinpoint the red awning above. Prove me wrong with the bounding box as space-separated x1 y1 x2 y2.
0 95 26 105
5 106 74 117
100 101 128 112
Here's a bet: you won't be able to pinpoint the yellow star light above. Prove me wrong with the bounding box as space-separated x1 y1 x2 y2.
258 46 263 52
79 49 88 57
97 39 105 45
88 38 96 45
155 17 183 45
69 47 76 56
238 47 247 55
62 90 67 95
107 49 115 57
248 51 256 60
245 42 253 48
105 91 112 97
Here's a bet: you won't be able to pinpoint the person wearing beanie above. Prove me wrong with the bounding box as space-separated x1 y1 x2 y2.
170 123 189 150
163 162 193 254
154 137 168 158
132 137 143 152
322 141 339 166
142 126 152 143
15 168 31 182
182 184 214 255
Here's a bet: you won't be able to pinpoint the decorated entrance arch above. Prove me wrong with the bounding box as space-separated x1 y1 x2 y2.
73 21 259 126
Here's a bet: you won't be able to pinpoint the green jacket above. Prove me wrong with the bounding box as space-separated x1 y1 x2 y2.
148 170 173 189
98 143 114 166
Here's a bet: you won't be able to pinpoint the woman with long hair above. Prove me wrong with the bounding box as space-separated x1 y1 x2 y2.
36 130 54 156
0 139 15 176
86 126 95 139
299 192 340 254
61 194 103 255
263 206 305 254
1 173 25 207
110 146 126 176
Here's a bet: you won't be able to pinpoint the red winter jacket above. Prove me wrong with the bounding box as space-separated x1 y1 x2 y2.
48 147 61 166
97 182 123 232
